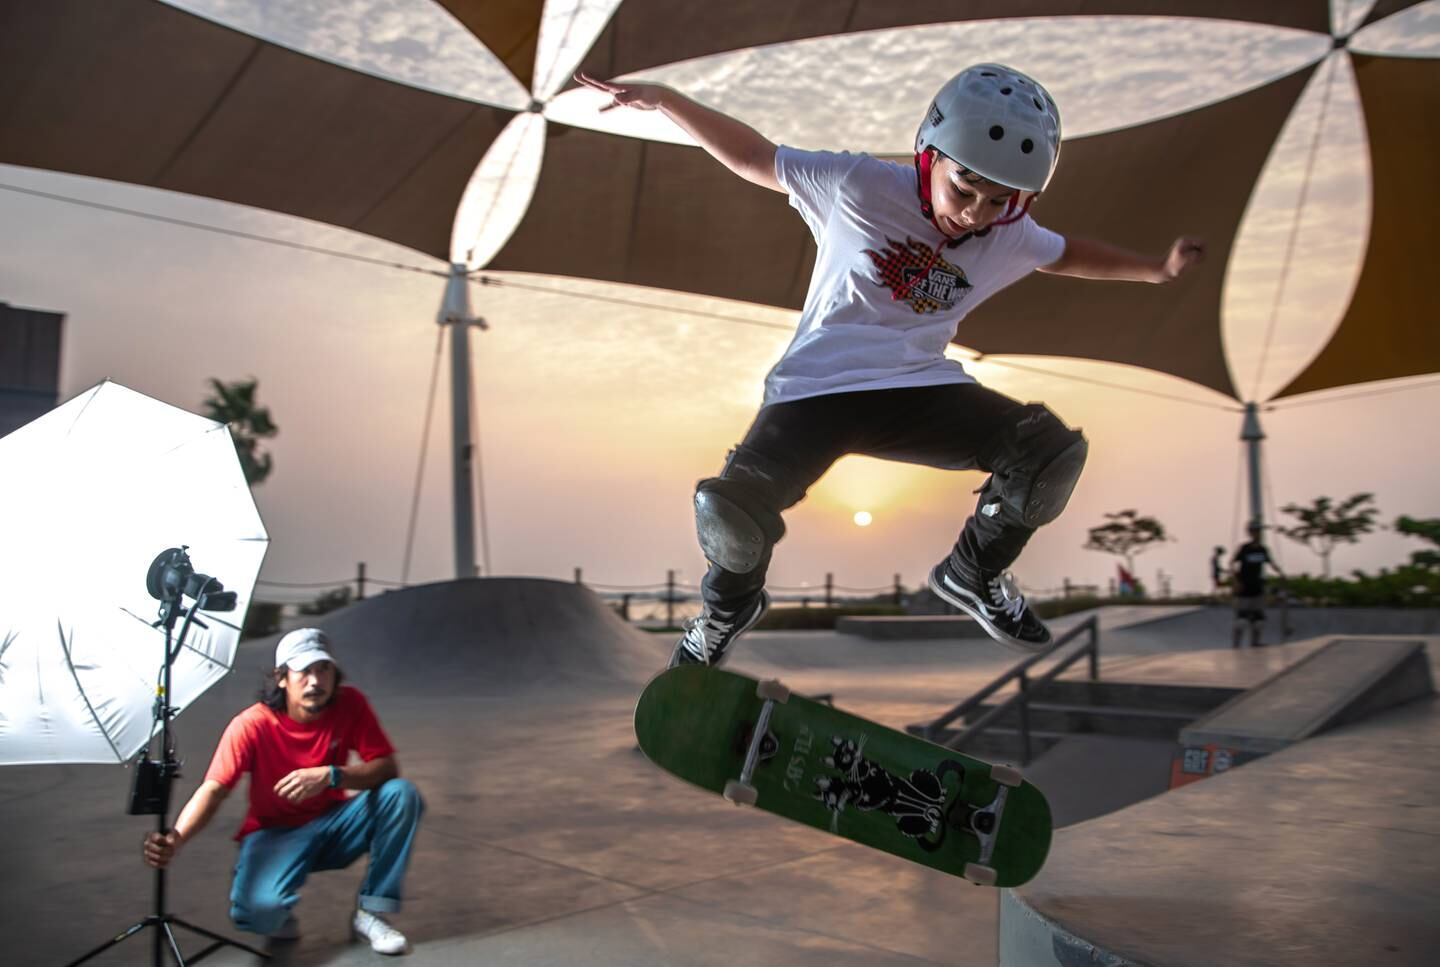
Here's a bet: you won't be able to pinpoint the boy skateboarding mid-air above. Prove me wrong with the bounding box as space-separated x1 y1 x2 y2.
578 65 1203 666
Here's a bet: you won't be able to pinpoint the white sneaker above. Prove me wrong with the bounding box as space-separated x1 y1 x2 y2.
353 909 407 955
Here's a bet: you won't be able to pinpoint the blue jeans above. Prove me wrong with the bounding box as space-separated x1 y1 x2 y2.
229 778 424 935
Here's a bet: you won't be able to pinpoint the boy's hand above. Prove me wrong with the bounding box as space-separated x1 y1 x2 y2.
143 830 181 869
274 766 331 804
575 72 669 112
1162 236 1205 281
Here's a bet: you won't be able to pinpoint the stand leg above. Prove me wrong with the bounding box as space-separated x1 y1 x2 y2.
172 916 270 959
162 921 186 965
63 919 149 966
65 916 271 966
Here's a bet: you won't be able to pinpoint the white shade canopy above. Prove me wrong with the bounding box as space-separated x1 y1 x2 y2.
0 381 269 765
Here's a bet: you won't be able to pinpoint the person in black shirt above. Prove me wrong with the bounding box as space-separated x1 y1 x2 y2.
1231 522 1286 647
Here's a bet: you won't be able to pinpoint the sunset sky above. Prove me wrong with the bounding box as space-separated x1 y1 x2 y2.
2 0 1437 606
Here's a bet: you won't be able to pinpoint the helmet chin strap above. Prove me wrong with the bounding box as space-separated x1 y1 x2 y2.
914 148 1037 246
914 148 938 223
993 193 1036 227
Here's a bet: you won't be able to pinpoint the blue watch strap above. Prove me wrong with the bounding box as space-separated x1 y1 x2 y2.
328 764 342 788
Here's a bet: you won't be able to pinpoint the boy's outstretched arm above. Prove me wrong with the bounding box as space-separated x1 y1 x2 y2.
1038 236 1205 284
576 73 781 193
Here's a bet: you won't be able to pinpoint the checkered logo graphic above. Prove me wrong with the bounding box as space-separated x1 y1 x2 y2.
864 236 972 314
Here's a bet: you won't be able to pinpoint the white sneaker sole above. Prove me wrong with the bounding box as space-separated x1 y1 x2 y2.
928 568 1050 655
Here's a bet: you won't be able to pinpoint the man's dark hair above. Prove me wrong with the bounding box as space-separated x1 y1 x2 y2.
259 664 345 711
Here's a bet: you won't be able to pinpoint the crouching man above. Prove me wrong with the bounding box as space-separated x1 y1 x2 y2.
142 628 423 955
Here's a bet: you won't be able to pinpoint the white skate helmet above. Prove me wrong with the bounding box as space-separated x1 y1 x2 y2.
915 64 1061 193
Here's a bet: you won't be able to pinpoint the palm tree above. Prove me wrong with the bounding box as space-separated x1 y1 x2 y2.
202 378 278 486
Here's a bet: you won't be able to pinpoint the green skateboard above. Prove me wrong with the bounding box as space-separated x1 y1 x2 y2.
635 665 1052 887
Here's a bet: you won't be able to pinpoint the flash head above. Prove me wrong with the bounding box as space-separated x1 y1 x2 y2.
146 547 236 612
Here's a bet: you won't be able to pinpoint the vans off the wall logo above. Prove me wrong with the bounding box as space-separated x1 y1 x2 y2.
864 236 972 314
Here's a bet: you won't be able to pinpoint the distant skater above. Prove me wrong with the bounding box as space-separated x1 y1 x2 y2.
1231 522 1286 647
578 64 1204 667
1210 545 1230 598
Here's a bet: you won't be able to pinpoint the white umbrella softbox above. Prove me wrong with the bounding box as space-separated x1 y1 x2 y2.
0 380 268 764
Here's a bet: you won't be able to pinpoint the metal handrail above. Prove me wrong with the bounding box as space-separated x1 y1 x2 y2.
915 615 1100 764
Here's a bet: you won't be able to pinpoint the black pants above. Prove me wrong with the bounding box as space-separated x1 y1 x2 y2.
701 382 1042 610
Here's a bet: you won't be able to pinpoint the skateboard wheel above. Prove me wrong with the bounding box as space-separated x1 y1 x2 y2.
989 764 1023 788
755 680 790 703
963 863 998 887
723 780 758 806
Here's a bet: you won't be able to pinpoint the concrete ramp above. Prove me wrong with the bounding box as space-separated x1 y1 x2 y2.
1181 637 1434 754
999 650 1440 967
314 577 667 693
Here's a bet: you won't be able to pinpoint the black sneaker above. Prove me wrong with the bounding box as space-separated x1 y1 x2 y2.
670 591 771 668
928 559 1052 654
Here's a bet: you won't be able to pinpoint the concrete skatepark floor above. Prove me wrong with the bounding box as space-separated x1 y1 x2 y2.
3 581 1434 965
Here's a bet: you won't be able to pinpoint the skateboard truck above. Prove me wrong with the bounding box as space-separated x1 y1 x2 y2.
723 679 791 806
961 764 1023 886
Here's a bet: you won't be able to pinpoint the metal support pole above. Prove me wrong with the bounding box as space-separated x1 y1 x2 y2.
356 561 366 600
1241 401 1266 532
449 319 476 578
439 264 485 579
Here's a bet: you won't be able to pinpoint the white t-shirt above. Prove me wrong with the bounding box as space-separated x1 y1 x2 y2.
765 146 1066 407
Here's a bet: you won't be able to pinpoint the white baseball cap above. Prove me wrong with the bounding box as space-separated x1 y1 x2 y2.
275 628 338 672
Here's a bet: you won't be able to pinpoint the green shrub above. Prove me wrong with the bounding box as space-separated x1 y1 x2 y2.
1280 566 1440 608
241 601 283 639
299 586 353 616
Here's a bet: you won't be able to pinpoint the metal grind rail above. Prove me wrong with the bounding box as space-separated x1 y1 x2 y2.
912 616 1100 765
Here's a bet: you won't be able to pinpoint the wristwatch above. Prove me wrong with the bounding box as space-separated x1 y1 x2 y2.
328 765 342 789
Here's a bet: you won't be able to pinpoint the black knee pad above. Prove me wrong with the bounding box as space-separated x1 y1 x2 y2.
983 404 1088 527
694 477 785 574
693 443 802 574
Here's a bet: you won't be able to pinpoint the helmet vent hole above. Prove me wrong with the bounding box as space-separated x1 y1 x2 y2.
1033 97 1044 110
1021 138 1034 154
1000 86 1012 95
989 125 1005 141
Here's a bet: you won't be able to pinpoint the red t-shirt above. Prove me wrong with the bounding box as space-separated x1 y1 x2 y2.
205 686 396 840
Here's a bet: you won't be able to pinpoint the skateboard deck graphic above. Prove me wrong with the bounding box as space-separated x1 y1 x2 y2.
635 665 1052 887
